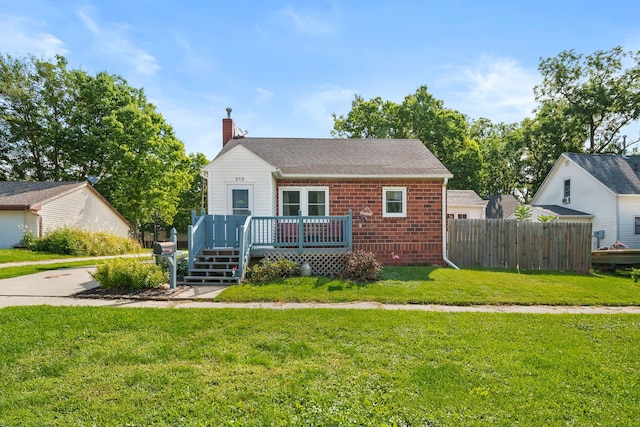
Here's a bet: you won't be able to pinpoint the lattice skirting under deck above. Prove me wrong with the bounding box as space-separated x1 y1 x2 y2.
264 251 347 277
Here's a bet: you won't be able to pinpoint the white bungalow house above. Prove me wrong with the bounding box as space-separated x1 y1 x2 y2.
446 190 487 219
530 152 640 249
0 181 131 248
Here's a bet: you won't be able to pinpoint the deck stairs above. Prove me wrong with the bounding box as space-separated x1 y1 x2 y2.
183 248 241 285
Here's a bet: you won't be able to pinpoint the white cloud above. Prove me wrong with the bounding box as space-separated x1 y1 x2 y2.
255 88 274 104
437 56 540 123
77 10 100 35
76 9 160 76
297 85 355 129
280 4 337 37
0 14 67 57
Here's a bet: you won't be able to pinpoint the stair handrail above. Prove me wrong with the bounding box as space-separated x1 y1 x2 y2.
187 212 207 270
237 214 253 281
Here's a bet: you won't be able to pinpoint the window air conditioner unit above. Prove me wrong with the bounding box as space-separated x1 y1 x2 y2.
562 197 570 204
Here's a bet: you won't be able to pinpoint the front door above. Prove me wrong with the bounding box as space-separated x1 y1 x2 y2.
227 185 253 216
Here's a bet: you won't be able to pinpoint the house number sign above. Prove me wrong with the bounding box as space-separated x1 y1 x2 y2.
235 177 245 181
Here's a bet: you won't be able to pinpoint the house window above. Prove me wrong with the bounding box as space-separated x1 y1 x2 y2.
281 190 300 216
458 214 468 219
383 187 406 217
279 187 328 216
231 189 250 215
635 217 640 234
563 179 571 203
446 214 455 219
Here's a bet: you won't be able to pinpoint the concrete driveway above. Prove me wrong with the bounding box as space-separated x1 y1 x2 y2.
0 266 117 308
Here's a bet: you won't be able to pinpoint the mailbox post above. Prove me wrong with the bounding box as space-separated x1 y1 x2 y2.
153 228 178 289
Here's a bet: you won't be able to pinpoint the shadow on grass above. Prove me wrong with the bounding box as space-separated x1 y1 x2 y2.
379 265 438 282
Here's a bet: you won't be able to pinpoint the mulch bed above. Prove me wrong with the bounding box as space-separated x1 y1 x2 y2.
74 285 190 300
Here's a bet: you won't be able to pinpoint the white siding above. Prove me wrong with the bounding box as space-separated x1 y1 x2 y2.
38 186 130 238
0 211 39 248
617 196 640 248
447 206 485 219
204 145 277 216
533 155 618 249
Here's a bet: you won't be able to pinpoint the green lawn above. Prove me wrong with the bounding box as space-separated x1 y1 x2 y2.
0 249 154 280
0 248 75 263
0 260 104 280
217 266 640 306
0 306 638 426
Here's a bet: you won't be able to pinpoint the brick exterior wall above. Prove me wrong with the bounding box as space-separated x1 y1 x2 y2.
277 179 446 266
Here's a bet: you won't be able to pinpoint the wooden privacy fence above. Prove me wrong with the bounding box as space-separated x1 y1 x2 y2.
447 219 593 273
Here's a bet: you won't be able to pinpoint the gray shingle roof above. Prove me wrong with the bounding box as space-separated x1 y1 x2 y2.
564 153 640 194
484 194 520 219
533 204 592 216
447 190 486 206
0 181 86 209
216 137 452 177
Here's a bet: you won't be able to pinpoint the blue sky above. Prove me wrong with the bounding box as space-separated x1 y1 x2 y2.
2 0 640 159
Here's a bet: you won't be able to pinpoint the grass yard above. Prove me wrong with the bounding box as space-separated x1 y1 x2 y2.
217 266 640 306
0 306 638 426
0 248 75 263
0 260 106 280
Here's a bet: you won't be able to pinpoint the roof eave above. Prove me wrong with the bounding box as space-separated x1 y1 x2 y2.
0 205 39 212
275 172 454 180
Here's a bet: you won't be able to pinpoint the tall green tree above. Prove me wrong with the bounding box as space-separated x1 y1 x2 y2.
0 55 80 180
172 152 209 232
332 86 481 191
518 102 585 200
469 118 523 197
0 54 197 236
535 46 640 153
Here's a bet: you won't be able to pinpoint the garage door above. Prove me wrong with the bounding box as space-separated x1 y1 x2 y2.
0 212 28 248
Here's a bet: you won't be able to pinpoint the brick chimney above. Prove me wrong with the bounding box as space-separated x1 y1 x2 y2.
222 107 235 147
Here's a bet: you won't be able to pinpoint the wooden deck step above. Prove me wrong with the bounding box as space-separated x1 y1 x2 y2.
183 276 239 285
185 247 241 286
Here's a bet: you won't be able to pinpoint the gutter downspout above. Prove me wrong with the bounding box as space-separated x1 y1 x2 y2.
441 178 459 270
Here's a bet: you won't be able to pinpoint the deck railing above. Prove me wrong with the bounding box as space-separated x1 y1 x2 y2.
251 211 352 253
189 210 353 277
187 210 210 270
237 215 252 281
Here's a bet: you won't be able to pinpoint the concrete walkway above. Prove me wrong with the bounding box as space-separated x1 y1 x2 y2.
1 253 151 268
1 264 640 313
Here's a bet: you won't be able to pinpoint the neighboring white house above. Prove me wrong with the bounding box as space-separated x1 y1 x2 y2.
446 190 487 219
530 152 640 249
0 181 131 248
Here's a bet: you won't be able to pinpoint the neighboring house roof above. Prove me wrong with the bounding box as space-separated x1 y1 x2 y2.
532 204 593 217
0 181 131 226
484 194 519 219
0 181 86 210
563 152 640 194
447 190 487 206
214 137 452 178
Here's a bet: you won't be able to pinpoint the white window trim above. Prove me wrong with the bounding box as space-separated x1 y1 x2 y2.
278 186 329 216
383 187 407 218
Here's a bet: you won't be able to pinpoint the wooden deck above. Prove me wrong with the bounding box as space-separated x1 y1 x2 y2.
592 249 640 269
187 211 353 282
